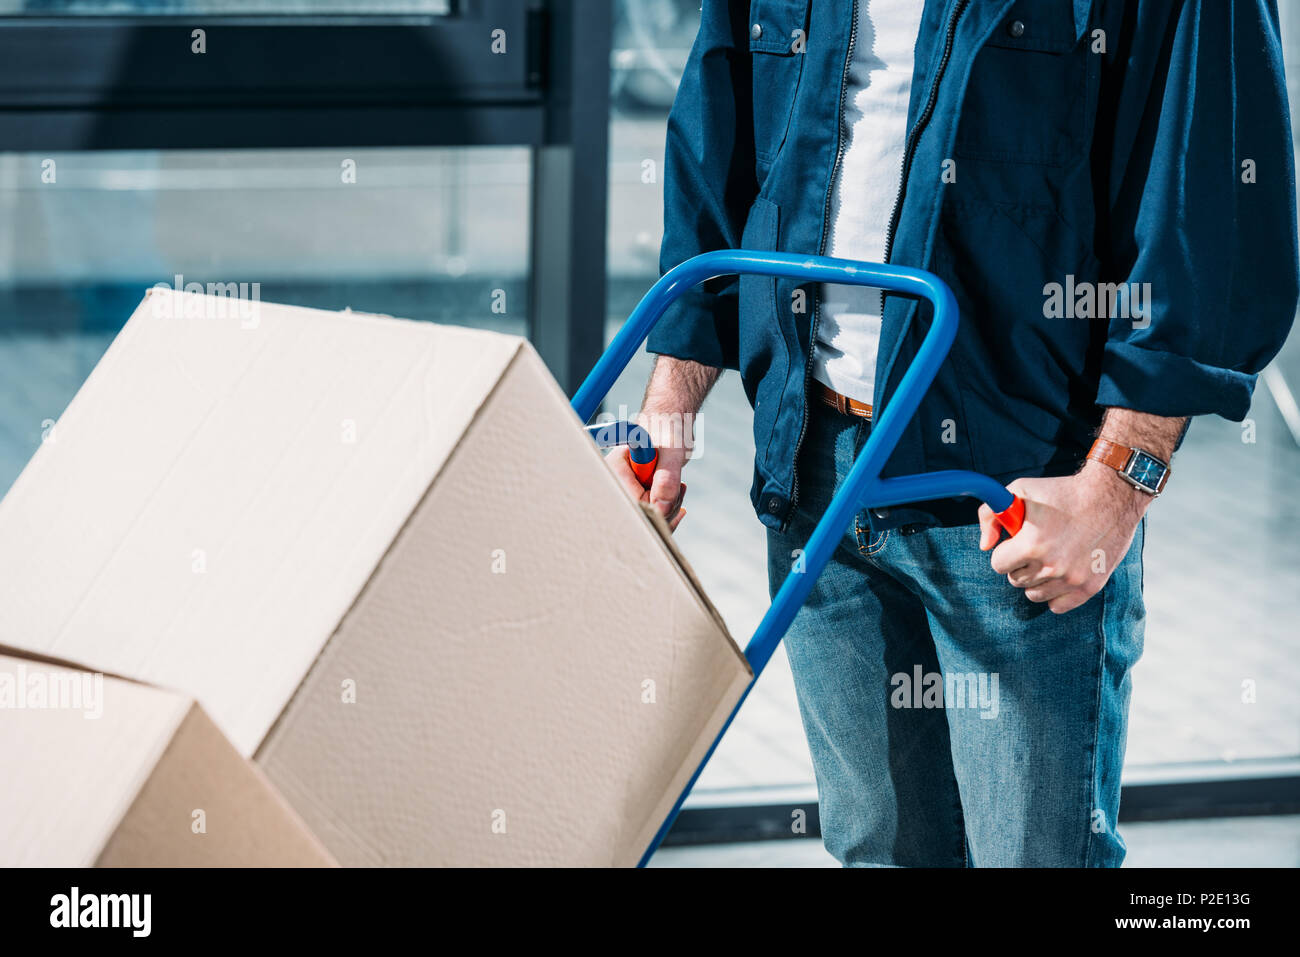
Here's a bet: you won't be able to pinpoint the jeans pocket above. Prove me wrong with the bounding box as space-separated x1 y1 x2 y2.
853 512 888 557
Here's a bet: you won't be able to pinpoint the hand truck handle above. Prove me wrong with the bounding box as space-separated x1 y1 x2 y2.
585 420 658 487
572 250 1025 539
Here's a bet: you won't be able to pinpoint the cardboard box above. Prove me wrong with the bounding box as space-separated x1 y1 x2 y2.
0 288 752 866
0 652 335 866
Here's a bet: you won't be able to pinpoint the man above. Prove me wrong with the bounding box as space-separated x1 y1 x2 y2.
607 1 1298 865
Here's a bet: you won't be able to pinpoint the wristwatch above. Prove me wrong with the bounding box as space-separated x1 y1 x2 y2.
1086 438 1171 495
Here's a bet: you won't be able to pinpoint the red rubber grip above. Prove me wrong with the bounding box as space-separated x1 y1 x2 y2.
629 450 658 488
993 495 1025 536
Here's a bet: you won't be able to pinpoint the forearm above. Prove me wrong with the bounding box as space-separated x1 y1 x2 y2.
1078 407 1189 519
1096 407 1187 462
642 355 722 417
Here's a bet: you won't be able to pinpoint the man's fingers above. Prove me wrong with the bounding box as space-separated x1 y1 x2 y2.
604 448 646 501
989 533 1035 576
604 444 688 530
1024 579 1073 604
668 507 686 532
660 483 686 524
1048 591 1090 615
604 448 649 503
977 503 1001 551
1006 560 1044 589
648 459 683 517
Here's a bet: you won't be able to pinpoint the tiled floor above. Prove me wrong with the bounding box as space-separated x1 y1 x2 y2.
650 814 1300 867
1119 815 1300 868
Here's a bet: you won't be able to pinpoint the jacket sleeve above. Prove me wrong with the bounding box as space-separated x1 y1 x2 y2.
1097 0 1299 421
645 0 758 371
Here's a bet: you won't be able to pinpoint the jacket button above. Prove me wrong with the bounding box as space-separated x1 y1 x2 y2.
873 507 891 519
1007 19 1026 38
766 495 783 514
751 23 763 40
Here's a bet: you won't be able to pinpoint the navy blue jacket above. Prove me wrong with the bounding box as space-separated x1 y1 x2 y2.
648 0 1300 533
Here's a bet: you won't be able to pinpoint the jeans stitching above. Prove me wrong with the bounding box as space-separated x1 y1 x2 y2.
858 527 889 557
850 417 889 558
956 789 968 868
1083 576 1110 868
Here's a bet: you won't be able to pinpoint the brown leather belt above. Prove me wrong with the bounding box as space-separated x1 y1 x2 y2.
814 380 872 420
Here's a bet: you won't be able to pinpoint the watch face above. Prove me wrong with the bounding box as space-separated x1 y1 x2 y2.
1126 450 1167 491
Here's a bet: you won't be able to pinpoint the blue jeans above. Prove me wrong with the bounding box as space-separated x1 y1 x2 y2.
767 402 1146 867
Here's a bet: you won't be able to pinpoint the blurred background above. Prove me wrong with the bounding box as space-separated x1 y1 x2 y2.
0 0 1296 866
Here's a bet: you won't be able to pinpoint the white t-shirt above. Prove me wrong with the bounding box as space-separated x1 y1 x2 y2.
810 0 924 406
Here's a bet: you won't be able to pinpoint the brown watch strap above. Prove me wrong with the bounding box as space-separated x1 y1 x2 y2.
1087 437 1132 473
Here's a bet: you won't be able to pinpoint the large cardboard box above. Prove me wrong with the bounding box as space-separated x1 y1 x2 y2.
0 288 752 866
0 652 334 866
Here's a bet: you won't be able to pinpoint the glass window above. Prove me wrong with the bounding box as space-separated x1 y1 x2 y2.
0 146 530 496
1 1 452 14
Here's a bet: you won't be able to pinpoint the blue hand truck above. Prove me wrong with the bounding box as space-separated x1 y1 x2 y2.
572 251 1025 867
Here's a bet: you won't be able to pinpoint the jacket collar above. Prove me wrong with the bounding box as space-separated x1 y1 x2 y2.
1074 0 1092 42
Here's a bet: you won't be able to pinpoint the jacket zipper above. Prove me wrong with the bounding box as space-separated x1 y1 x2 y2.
882 0 969 268
787 0 859 526
787 0 969 525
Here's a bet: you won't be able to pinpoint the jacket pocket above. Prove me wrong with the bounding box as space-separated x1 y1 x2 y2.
954 0 1087 167
961 385 1069 479
749 0 810 180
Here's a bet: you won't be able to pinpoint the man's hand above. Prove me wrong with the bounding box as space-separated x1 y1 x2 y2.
977 464 1148 613
604 355 721 532
605 416 690 531
977 408 1186 613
